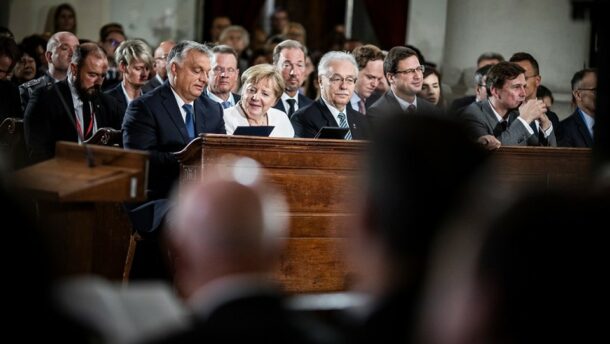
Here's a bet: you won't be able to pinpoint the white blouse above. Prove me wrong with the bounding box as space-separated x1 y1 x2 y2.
223 103 295 138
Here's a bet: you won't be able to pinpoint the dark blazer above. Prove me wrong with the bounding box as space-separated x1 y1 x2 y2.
291 98 370 139
141 76 162 94
559 109 593 147
122 81 225 200
147 291 329 343
24 80 123 163
448 95 476 115
0 80 22 121
460 100 557 146
273 93 314 116
367 90 440 125
202 91 241 105
105 83 128 116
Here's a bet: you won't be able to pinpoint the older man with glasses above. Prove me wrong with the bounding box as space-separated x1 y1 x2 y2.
559 68 597 147
142 40 175 93
205 44 241 108
368 46 439 125
291 51 370 139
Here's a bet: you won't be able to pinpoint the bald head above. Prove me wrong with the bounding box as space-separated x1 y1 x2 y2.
167 158 287 299
153 40 175 80
46 31 79 79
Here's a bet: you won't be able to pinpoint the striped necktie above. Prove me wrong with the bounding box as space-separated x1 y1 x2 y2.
337 112 352 140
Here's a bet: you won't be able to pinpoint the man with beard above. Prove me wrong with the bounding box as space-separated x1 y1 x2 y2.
272 39 313 118
24 42 123 163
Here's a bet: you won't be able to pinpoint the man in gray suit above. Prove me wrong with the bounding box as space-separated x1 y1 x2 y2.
367 46 438 124
461 61 554 147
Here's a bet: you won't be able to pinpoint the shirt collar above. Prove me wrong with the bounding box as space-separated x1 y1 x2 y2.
391 91 417 111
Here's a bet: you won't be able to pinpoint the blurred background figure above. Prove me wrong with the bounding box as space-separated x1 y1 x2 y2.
218 25 250 77
143 40 175 93
418 65 445 109
209 16 231 44
416 189 607 344
151 157 328 343
343 114 489 343
536 84 554 110
449 64 492 115
11 43 38 85
99 22 126 91
476 51 504 69
559 68 597 147
53 3 77 34
269 7 290 38
282 22 306 45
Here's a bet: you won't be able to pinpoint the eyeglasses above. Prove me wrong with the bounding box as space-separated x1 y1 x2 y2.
394 65 425 75
155 55 168 62
525 74 539 80
325 74 357 86
213 66 237 75
105 38 122 48
578 88 596 92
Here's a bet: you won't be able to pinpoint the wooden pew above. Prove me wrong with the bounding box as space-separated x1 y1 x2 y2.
0 117 26 169
176 135 592 294
12 141 148 280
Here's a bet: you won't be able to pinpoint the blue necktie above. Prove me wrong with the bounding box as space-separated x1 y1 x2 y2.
182 104 195 139
337 112 352 140
221 101 232 109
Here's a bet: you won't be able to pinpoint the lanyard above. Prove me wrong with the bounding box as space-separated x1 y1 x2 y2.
75 101 95 138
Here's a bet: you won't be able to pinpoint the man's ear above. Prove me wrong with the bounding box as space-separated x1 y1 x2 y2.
118 61 127 74
69 62 77 78
45 50 53 64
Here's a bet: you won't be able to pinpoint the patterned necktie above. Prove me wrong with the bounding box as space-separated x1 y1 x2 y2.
182 104 195 139
221 101 232 109
286 98 296 118
407 104 416 113
337 112 352 140
358 99 366 114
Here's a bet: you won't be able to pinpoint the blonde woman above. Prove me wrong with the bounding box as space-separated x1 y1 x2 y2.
224 64 294 137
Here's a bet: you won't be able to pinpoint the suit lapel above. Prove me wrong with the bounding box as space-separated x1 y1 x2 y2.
274 98 286 113
160 84 191 142
386 91 405 114
576 110 593 146
193 97 208 135
316 99 339 126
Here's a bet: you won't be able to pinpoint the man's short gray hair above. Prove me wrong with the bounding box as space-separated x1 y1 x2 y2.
317 51 358 77
166 40 213 79
272 39 308 66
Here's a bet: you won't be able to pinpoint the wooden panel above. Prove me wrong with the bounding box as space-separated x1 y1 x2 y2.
177 135 592 294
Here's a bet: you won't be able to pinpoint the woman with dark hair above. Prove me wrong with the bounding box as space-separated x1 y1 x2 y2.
54 3 77 34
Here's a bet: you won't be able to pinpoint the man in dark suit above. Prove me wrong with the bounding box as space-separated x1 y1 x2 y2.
349 44 385 115
122 41 225 280
448 64 492 115
105 39 153 115
461 62 555 147
123 40 225 202
142 40 175 93
205 45 240 108
509 52 561 139
24 43 123 163
291 51 369 139
272 39 313 118
367 46 439 124
560 68 597 147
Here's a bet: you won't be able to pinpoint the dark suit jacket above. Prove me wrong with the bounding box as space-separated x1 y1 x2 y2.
367 90 440 126
559 109 593 147
0 80 22 121
291 98 370 139
147 291 329 343
141 76 162 94
273 93 314 116
105 83 128 116
122 82 225 200
448 95 476 115
460 100 557 146
24 80 123 163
